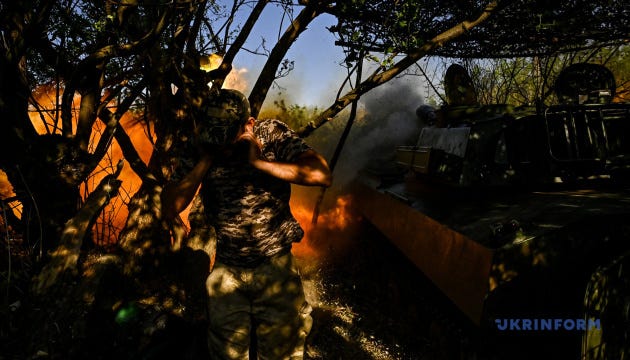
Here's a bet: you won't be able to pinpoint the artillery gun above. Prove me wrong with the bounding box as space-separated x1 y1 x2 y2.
349 63 630 359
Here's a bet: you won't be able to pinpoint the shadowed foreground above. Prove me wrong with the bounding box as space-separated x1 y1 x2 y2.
4 216 559 360
300 220 479 360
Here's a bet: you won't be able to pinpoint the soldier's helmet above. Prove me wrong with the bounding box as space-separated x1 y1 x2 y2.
195 89 251 147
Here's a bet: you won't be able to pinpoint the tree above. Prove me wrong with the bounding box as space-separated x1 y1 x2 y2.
453 45 630 107
1 0 628 357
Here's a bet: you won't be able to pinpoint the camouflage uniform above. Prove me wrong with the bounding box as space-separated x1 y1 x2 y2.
172 110 313 359
206 250 312 360
200 118 311 266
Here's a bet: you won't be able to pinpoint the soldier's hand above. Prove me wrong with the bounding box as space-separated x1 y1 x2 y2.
195 142 224 159
235 129 262 164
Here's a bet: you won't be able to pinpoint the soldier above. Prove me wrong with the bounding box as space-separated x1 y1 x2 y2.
161 89 332 359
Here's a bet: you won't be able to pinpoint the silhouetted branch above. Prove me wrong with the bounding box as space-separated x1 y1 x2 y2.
298 1 499 137
33 161 124 295
249 3 323 117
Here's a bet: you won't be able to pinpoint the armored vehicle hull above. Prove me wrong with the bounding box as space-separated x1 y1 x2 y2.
348 64 630 358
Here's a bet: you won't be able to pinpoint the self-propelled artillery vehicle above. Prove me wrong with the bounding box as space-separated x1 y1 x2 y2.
349 63 630 359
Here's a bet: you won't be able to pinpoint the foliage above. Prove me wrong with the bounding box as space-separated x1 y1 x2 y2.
405 45 630 108
260 97 344 157
2 0 629 357
261 98 320 129
330 0 630 62
461 45 630 106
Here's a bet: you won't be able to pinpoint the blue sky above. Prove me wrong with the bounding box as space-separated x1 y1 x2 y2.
223 1 432 111
228 3 349 107
223 3 437 183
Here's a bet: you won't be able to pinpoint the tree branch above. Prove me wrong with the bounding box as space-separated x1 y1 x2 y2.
88 9 171 63
60 7 171 138
212 0 270 87
249 4 322 117
32 161 124 295
76 62 106 151
297 1 499 137
115 120 157 184
92 80 147 174
185 0 210 54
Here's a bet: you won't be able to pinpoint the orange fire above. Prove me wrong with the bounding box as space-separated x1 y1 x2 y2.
12 68 251 245
23 85 156 244
200 54 249 92
0 170 21 220
290 192 362 261
81 112 154 244
6 71 360 259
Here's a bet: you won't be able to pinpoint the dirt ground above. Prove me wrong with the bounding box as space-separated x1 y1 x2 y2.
1 209 496 360
297 220 481 360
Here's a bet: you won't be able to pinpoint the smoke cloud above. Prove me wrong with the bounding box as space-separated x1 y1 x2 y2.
288 76 429 264
307 77 427 190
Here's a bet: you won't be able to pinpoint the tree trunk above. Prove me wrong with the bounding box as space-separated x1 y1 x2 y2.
248 4 322 117
298 1 500 137
33 162 123 295
26 165 124 358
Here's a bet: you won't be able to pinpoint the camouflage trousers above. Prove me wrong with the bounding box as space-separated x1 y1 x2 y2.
206 252 313 360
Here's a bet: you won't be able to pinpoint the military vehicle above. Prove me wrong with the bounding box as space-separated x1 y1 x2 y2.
349 63 630 359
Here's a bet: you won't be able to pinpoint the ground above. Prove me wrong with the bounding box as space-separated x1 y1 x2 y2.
298 220 481 360
0 218 512 360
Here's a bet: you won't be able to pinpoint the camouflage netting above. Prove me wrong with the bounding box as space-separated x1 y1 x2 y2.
330 0 630 58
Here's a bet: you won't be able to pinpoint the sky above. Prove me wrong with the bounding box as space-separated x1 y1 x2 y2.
220 1 433 193
222 1 430 109
228 3 348 106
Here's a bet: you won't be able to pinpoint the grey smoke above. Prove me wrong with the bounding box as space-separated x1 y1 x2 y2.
328 78 427 187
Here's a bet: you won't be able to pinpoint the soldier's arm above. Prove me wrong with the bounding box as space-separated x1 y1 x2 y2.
161 153 213 220
252 149 332 187
236 122 332 187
